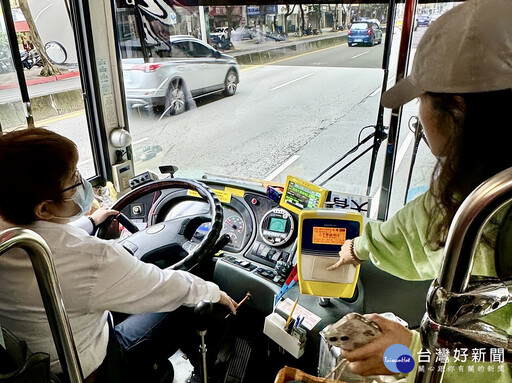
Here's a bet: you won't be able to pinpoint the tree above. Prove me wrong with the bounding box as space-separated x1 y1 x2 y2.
299 4 306 35
283 4 296 35
328 4 340 32
226 6 234 38
18 0 63 76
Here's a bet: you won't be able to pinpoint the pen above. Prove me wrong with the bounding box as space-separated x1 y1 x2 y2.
225 292 251 319
285 297 299 328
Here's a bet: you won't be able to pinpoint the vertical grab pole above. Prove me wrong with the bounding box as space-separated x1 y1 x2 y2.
0 228 84 383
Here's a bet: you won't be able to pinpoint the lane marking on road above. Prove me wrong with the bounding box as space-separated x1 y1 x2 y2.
265 155 300 181
351 51 370 59
369 130 415 219
370 87 381 97
241 42 346 72
369 75 396 97
270 73 314 91
37 110 85 126
132 137 149 145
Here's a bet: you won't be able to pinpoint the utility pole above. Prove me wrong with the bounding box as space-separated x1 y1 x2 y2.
199 6 207 43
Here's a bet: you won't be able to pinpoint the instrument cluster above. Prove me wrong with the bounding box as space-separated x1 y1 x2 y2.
157 187 298 261
163 200 249 252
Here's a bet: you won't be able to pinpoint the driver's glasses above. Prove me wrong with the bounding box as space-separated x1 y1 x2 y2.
61 169 83 193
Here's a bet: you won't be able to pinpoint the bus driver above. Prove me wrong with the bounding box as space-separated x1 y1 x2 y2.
0 128 238 382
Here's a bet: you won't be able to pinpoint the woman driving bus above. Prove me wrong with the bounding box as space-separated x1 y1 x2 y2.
328 0 512 381
0 128 238 382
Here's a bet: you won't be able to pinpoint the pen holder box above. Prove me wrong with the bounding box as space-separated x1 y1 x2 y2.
263 312 305 358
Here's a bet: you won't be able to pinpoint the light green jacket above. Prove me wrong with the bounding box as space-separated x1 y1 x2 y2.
354 192 512 382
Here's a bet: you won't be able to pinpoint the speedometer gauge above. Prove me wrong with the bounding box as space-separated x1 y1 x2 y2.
223 215 245 248
224 216 244 234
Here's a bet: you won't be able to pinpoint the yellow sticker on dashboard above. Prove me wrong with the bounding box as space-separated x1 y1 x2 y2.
187 189 232 203
225 187 245 197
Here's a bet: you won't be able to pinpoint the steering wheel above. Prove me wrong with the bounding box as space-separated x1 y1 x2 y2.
97 179 223 271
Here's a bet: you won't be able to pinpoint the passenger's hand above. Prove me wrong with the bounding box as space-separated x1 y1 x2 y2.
218 291 238 315
342 314 413 376
326 239 360 270
90 207 119 226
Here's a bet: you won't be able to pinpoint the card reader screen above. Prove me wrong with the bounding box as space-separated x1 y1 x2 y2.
269 217 287 233
312 227 346 245
284 181 322 210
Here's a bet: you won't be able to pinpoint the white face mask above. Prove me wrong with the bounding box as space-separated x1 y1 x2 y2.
64 180 95 221
53 179 95 222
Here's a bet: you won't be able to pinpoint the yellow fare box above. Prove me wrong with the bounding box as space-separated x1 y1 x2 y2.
297 209 363 298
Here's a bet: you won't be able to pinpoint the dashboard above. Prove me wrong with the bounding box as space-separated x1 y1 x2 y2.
114 180 301 311
114 177 431 325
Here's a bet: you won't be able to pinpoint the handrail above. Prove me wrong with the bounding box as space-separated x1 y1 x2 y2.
0 228 84 383
416 167 512 382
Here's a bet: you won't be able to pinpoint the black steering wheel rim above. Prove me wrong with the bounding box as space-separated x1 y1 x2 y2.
100 178 223 270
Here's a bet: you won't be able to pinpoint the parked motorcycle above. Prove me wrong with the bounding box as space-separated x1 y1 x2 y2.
20 49 42 70
265 31 286 41
210 35 233 50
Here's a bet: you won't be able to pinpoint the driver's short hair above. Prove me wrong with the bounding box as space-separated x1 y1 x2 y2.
0 128 78 225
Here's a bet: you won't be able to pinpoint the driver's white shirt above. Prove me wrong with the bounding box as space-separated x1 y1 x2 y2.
0 218 221 378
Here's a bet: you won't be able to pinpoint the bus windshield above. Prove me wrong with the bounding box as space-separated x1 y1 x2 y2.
115 1 442 218
0 1 456 218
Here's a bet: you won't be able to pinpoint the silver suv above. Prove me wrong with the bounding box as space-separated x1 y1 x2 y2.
122 35 240 115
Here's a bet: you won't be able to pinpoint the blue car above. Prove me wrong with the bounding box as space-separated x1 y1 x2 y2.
347 21 383 47
416 15 431 27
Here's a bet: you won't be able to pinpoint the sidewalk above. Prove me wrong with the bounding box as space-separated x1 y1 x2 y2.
228 28 347 59
230 29 347 66
0 65 80 91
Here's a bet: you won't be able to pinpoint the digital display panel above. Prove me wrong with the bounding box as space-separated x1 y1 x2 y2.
284 181 322 210
312 227 346 245
269 217 287 233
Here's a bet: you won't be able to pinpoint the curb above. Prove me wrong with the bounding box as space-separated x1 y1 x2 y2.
0 70 80 91
232 34 347 66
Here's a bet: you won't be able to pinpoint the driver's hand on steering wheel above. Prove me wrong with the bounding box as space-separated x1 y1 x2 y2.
89 207 119 227
219 291 238 315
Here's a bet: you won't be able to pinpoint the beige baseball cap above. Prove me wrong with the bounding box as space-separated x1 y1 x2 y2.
381 0 512 109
